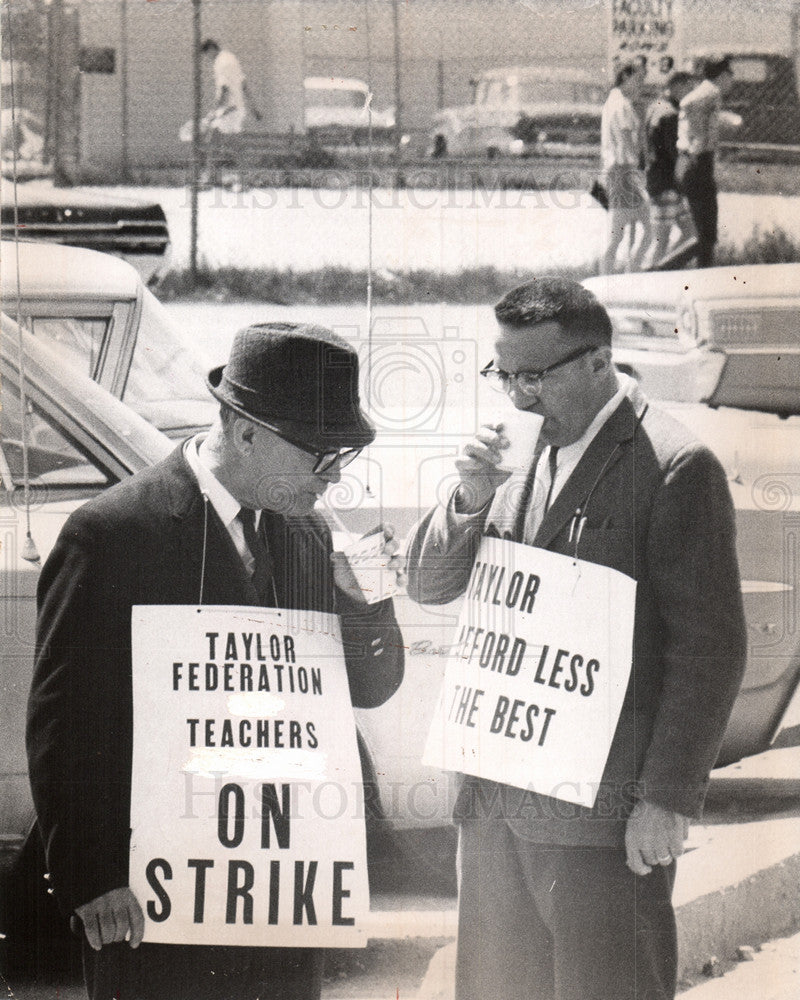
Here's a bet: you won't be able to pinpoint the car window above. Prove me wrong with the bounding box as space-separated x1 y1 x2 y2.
122 288 209 407
27 316 111 379
0 379 113 489
518 79 602 106
730 58 769 83
118 287 214 435
485 79 507 104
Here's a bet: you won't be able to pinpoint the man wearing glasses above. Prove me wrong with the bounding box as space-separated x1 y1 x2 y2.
28 323 405 1000
406 278 746 1000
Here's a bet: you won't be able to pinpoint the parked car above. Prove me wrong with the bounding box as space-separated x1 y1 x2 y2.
303 76 396 146
0 182 170 284
686 48 800 147
582 264 800 416
0 240 214 437
429 65 605 158
583 264 800 764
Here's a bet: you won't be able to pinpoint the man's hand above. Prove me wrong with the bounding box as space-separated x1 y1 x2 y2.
625 800 689 876
75 887 144 951
454 424 513 514
331 524 406 604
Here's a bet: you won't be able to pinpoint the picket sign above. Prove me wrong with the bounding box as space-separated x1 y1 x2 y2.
129 605 368 948
424 537 637 808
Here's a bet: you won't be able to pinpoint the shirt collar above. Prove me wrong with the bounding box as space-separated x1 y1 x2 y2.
184 434 250 529
555 372 634 465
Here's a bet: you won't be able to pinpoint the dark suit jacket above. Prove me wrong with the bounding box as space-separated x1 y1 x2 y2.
406 386 747 846
27 445 404 915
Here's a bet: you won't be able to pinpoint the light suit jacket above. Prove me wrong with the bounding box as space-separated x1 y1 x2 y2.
406 387 747 845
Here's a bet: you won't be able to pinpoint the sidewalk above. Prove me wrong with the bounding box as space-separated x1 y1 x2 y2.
326 746 800 998
680 930 800 999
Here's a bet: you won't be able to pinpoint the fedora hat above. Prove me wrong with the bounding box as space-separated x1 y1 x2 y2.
207 322 375 450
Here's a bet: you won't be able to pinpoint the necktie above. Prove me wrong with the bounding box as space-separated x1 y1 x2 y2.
543 446 560 512
237 508 273 605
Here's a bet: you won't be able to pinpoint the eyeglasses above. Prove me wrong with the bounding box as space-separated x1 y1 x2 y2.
307 445 362 475
480 345 596 397
257 421 363 474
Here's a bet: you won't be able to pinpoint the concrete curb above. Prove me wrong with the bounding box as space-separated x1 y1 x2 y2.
324 750 800 997
675 816 800 984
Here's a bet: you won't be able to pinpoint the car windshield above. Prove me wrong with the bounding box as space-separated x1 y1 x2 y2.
121 288 215 435
518 79 603 105
307 89 366 109
730 57 769 83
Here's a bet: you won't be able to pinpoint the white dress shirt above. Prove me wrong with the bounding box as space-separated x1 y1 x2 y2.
522 373 635 543
184 435 259 575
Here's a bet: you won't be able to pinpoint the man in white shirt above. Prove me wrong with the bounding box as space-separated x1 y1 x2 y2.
406 277 747 1000
676 55 740 267
200 38 262 135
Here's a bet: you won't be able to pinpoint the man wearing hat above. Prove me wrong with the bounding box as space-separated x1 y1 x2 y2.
27 323 405 1000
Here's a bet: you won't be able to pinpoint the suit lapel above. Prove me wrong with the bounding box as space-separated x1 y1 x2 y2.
160 442 256 604
532 392 645 550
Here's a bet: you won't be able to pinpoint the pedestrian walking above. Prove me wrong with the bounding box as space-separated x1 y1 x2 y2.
644 71 698 268
600 61 653 273
676 55 742 268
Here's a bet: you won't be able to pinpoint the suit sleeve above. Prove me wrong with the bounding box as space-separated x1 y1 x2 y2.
337 591 405 709
405 495 490 606
639 444 748 817
27 512 132 915
318 518 404 710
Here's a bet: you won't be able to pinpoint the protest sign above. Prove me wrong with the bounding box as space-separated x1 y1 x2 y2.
608 0 685 84
423 537 637 808
129 605 368 948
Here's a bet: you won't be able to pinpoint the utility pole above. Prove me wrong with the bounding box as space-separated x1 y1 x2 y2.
120 0 130 183
50 0 64 184
391 0 404 182
190 0 202 284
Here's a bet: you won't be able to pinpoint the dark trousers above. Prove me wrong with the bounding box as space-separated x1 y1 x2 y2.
455 817 677 1000
676 151 718 268
82 941 324 1000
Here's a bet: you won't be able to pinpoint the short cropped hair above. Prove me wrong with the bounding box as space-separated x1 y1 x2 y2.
614 61 640 89
494 277 613 346
666 70 695 94
703 55 732 81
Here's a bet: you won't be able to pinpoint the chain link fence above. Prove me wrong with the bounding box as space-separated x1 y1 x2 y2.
1 0 799 183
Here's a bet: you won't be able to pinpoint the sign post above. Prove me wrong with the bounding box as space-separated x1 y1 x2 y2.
607 0 685 85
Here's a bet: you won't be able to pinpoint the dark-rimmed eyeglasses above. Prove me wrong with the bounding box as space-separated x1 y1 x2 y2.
480 345 596 398
257 421 363 474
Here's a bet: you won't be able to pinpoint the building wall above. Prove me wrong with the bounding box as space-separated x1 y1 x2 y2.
75 0 797 175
